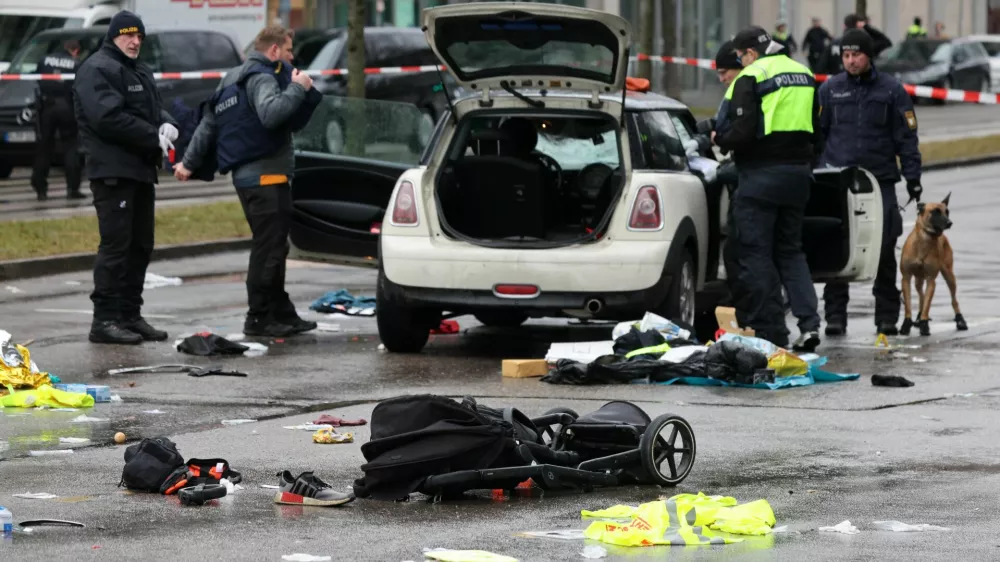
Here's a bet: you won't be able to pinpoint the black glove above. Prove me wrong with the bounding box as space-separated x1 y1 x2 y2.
906 179 922 202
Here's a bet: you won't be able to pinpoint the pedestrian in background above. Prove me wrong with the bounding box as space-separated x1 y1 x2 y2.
174 25 322 338
712 26 823 352
908 17 929 38
73 10 179 345
816 29 922 337
802 18 832 73
31 39 84 201
773 20 798 55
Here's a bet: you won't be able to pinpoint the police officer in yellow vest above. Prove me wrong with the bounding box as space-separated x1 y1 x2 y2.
712 26 823 352
907 17 928 38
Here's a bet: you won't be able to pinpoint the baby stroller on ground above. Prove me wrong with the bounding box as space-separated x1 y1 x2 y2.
352 394 696 501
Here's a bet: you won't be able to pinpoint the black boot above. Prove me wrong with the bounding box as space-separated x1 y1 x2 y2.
274 306 317 334
876 321 898 336
918 319 931 336
956 314 968 331
243 315 297 337
89 320 142 345
900 318 913 335
67 190 87 200
122 317 168 341
825 317 846 336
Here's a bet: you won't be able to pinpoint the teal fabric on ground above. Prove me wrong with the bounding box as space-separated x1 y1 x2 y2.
652 363 859 390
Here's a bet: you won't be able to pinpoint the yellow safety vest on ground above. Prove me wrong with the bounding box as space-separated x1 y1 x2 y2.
724 54 815 138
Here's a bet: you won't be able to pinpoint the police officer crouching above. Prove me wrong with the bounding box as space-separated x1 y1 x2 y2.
73 11 180 344
712 26 823 352
31 39 84 201
817 29 922 336
174 26 322 337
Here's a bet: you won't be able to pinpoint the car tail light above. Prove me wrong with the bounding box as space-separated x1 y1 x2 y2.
494 284 540 298
391 181 418 226
628 185 662 230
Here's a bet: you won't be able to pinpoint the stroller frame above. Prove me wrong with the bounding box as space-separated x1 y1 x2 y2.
419 400 696 499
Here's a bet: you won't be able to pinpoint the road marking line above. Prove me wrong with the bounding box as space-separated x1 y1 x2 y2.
34 308 176 319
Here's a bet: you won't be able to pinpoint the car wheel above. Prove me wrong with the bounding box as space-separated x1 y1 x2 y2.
474 311 529 328
325 119 345 154
0 160 12 179
376 270 433 353
660 251 696 330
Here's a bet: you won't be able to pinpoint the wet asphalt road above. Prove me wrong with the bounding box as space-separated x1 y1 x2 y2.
2 165 1000 560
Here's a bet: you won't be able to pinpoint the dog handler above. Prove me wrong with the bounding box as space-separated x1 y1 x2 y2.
712 26 823 352
817 29 922 336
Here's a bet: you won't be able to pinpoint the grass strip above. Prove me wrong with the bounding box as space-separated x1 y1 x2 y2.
1 200 250 261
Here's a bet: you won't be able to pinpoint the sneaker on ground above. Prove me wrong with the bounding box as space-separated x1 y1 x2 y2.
273 471 354 507
792 331 820 353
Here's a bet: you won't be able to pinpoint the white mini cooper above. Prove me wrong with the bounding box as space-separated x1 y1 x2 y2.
288 2 884 352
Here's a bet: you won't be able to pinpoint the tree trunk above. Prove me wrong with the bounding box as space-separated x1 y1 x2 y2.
660 0 681 101
638 0 655 81
855 0 867 19
346 0 366 157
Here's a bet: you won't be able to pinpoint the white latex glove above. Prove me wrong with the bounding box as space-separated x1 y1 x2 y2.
159 123 179 142
158 133 174 158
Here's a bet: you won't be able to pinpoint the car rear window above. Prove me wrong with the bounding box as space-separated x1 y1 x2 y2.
5 33 102 73
0 15 83 64
159 31 241 72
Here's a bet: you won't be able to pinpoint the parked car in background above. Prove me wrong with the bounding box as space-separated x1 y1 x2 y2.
304 26 455 154
877 38 991 103
966 34 1000 92
0 26 243 179
243 28 339 67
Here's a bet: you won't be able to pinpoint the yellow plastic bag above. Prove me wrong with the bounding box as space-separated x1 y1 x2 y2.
0 334 51 394
0 384 94 409
312 427 354 444
768 350 808 377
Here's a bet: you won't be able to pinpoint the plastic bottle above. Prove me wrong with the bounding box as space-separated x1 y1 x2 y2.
0 505 12 537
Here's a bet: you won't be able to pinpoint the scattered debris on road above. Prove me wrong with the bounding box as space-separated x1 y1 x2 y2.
872 374 915 387
819 520 860 534
872 520 951 532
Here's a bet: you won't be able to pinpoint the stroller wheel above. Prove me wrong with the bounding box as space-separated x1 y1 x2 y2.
639 414 696 486
539 408 578 446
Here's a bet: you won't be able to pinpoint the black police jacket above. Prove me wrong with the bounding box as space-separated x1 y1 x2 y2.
817 66 921 185
73 39 177 185
36 54 78 104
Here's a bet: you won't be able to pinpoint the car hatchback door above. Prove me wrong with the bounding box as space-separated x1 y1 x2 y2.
422 2 631 98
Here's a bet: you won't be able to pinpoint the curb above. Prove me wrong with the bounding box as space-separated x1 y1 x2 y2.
924 154 1000 172
0 238 251 282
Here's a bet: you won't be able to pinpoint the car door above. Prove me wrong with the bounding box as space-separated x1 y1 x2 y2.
803 166 883 283
949 43 978 90
286 97 439 267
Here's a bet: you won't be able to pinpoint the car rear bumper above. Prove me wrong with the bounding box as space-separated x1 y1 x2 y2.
379 235 674 319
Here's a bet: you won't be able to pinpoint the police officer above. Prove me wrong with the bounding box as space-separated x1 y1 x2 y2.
73 11 180 345
818 29 922 336
31 39 84 201
174 26 322 337
712 26 823 352
907 17 929 38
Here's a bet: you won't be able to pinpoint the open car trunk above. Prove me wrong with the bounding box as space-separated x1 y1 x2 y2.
435 113 625 249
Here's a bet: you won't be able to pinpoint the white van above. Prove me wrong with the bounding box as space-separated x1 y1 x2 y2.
0 0 121 72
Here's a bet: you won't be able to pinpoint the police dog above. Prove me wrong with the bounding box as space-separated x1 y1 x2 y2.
899 193 968 336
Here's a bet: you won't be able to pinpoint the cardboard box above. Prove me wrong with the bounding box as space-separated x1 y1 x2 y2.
502 359 551 379
715 306 756 337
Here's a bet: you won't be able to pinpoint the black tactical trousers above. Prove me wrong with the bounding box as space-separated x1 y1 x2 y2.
824 182 904 326
732 165 821 347
31 100 82 196
237 183 295 321
90 179 155 322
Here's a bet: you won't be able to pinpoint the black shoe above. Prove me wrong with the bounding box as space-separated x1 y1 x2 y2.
244 316 297 337
122 317 168 341
67 191 87 200
900 318 913 335
956 314 968 331
792 331 821 353
89 321 143 345
285 317 318 334
918 319 931 336
825 319 846 336
36 191 48 201
876 322 898 336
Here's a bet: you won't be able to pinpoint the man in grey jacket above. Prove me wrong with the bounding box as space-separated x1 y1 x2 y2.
174 26 321 337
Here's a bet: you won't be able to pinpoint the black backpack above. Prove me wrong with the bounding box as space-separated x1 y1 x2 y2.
353 395 517 501
120 437 185 492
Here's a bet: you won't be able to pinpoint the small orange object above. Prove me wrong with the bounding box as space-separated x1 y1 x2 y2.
114 432 126 444
625 77 650 92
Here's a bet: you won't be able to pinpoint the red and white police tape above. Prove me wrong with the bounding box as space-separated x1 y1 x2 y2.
2 55 996 105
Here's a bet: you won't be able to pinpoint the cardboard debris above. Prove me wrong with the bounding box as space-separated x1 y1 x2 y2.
502 359 550 379
715 307 755 337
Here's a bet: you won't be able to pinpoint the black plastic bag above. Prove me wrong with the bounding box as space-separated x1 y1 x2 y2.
703 340 768 384
177 333 248 356
120 437 185 492
541 354 706 385
613 327 666 357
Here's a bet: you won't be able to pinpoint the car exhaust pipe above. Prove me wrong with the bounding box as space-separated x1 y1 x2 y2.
584 298 604 314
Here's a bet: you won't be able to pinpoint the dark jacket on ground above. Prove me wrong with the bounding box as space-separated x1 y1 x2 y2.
713 53 822 170
73 39 176 185
817 66 921 185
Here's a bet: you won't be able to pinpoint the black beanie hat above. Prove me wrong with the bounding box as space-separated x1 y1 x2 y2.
107 10 145 40
714 40 741 71
841 28 874 59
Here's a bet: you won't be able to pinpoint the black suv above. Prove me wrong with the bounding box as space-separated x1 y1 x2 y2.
0 27 243 179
